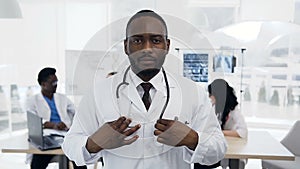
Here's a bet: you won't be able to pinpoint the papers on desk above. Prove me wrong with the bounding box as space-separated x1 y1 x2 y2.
43 129 67 137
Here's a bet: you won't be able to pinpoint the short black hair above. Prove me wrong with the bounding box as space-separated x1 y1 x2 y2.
125 9 168 38
37 67 56 85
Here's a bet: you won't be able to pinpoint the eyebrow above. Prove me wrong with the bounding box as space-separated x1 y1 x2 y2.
129 35 143 38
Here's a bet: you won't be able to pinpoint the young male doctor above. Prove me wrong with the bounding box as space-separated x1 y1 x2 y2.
26 67 87 169
62 10 227 169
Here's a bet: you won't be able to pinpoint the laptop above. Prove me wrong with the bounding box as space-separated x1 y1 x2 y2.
27 111 64 150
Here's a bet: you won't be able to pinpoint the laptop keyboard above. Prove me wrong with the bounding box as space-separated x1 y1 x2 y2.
44 136 57 146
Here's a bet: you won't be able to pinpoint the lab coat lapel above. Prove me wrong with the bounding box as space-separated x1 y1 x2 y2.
53 94 59 111
148 74 182 121
53 94 62 118
147 90 165 120
119 81 145 113
36 93 51 119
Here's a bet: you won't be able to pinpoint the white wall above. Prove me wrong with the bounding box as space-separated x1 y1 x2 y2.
0 0 298 86
66 1 109 50
0 0 65 87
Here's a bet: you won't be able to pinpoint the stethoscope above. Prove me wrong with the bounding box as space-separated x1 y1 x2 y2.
116 66 170 119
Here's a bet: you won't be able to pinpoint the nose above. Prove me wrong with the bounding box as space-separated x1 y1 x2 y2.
142 39 153 52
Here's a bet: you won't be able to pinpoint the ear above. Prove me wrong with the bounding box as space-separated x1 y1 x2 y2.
166 39 170 54
124 39 129 55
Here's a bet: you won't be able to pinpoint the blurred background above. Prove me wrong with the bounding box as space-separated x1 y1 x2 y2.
1 0 300 168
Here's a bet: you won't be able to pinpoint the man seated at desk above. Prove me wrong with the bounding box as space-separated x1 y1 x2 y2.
26 67 86 169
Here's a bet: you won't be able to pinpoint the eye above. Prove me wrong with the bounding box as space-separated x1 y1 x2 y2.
152 38 162 44
130 37 143 45
151 36 164 44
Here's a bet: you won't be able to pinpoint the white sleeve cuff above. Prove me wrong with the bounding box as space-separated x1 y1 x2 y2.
183 131 209 164
81 137 102 165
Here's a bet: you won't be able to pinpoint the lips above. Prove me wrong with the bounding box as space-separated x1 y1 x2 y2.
138 55 156 62
139 59 156 67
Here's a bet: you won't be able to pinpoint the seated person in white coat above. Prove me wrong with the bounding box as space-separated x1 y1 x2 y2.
62 10 227 169
195 79 248 169
26 67 87 169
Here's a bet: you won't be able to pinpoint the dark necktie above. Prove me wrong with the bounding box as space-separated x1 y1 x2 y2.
141 82 153 110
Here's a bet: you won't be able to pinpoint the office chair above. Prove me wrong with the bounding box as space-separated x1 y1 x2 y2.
261 120 300 169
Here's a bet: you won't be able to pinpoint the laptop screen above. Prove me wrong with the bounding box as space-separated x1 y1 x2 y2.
27 111 44 148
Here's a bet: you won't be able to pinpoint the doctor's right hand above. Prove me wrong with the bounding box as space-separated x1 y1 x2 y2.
86 116 141 153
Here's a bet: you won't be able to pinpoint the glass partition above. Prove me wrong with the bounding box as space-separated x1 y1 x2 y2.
210 21 300 129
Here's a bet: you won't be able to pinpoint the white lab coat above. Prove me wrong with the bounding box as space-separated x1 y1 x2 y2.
26 92 75 128
62 68 227 169
223 108 248 139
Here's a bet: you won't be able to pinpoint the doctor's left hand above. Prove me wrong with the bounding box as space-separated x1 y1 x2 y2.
86 116 141 153
154 119 198 150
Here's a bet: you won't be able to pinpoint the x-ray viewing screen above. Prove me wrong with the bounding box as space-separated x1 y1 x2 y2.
213 55 236 73
183 53 208 82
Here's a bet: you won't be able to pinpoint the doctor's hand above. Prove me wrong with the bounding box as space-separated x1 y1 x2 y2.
86 116 141 153
154 119 198 150
43 121 68 131
55 122 68 131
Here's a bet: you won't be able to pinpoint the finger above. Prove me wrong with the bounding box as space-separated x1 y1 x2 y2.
154 122 168 131
118 118 132 132
157 136 167 144
157 136 176 146
56 123 62 127
154 129 163 136
58 122 65 127
157 119 172 126
112 116 126 129
156 131 169 140
59 126 65 130
60 124 66 129
122 124 141 136
123 135 139 145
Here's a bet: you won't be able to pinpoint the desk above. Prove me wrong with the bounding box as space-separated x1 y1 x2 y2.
0 133 69 169
1 131 295 169
224 130 295 168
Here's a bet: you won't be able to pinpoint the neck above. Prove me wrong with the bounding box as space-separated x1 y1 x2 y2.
42 90 53 99
136 68 160 82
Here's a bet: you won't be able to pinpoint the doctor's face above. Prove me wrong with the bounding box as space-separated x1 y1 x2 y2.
124 16 170 74
41 75 58 94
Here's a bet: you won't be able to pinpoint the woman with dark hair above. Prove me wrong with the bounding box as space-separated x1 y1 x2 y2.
208 79 247 137
195 79 248 169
